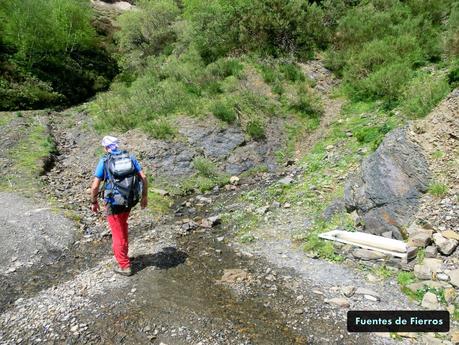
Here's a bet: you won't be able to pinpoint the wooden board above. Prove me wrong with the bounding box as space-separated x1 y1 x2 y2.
319 230 417 260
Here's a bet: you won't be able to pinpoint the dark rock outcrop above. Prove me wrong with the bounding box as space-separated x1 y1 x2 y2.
344 127 430 239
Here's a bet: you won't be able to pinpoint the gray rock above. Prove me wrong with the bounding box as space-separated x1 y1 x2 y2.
425 245 438 258
344 127 430 239
325 297 350 308
323 198 346 221
271 201 281 209
414 259 443 280
449 269 459 287
406 281 449 292
414 264 433 280
421 292 441 309
255 206 269 215
407 231 433 248
381 231 393 238
341 286 356 297
278 176 294 185
355 287 380 301
196 195 212 204
433 233 458 255
352 249 386 261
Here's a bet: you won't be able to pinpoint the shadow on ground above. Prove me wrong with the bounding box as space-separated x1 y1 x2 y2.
131 247 188 274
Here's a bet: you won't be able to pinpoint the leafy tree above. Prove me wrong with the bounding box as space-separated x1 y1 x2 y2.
116 0 181 73
0 0 95 67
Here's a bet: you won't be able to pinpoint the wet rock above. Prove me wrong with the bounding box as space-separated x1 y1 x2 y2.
352 249 385 261
219 269 250 283
325 298 350 308
421 292 441 309
344 127 430 239
433 233 458 255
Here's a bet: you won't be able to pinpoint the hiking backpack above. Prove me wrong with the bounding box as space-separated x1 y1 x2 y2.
103 151 142 207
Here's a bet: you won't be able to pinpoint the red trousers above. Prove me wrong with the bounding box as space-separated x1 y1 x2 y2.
107 211 131 269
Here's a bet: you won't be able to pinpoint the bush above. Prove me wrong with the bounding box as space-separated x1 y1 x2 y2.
401 73 450 117
0 0 95 64
291 90 324 119
246 120 265 140
115 0 180 73
143 118 176 139
211 99 236 123
445 3 459 57
428 182 448 197
448 62 459 87
192 156 219 178
327 0 447 104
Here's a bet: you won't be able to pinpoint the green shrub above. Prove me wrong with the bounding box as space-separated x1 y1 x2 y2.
143 118 176 139
448 61 459 87
207 58 244 78
246 120 265 140
401 73 450 117
279 63 305 82
211 99 236 123
428 182 448 197
192 157 219 178
0 0 95 64
115 0 180 72
397 271 416 286
291 91 324 119
445 2 459 57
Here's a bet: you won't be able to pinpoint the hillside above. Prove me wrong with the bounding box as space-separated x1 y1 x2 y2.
0 0 458 344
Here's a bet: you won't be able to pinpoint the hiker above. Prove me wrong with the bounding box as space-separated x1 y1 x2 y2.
90 136 148 276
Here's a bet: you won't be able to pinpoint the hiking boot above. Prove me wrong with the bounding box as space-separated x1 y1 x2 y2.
113 266 132 276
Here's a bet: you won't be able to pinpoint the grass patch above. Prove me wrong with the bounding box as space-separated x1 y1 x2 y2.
180 156 230 194
397 271 416 286
370 265 394 280
428 182 448 197
431 150 445 159
416 248 425 264
400 73 451 118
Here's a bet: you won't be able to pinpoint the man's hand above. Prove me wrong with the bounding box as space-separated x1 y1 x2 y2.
91 202 100 213
140 197 148 209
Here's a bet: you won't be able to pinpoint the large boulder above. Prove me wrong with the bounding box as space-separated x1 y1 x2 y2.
344 127 430 239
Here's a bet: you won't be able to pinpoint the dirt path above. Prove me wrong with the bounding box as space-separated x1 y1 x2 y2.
295 60 344 158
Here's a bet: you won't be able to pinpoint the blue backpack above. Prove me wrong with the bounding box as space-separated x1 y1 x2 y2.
102 151 142 207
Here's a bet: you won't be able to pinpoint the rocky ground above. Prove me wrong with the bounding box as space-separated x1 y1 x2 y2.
0 61 457 344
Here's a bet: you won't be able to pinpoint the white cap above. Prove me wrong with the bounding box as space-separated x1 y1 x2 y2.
101 135 119 148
